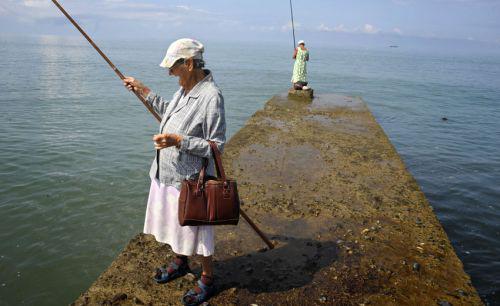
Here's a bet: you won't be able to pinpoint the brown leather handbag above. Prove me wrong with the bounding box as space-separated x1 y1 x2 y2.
178 141 240 226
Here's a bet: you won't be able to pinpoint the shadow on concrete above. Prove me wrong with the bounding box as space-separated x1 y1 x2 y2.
194 234 338 295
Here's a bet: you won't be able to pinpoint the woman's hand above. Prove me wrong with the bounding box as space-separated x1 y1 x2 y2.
153 133 183 150
123 76 151 97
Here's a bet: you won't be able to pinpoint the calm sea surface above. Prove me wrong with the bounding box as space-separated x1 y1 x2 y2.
0 35 499 305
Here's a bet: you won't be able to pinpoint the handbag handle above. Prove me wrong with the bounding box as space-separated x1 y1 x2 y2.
208 141 226 181
196 158 208 194
194 141 225 194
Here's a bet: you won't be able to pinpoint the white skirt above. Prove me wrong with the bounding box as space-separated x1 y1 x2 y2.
143 179 215 256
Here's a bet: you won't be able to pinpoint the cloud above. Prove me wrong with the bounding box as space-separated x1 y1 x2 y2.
0 4 8 15
2 0 221 28
174 4 211 14
2 0 59 19
250 25 276 32
317 23 331 32
361 24 379 34
114 2 158 9
317 23 348 33
281 21 301 31
317 23 382 35
22 0 51 8
393 27 403 34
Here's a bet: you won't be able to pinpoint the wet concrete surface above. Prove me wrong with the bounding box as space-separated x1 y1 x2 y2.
73 93 482 305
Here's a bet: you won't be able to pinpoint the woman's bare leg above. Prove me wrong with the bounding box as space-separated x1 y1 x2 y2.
200 255 213 278
182 255 214 304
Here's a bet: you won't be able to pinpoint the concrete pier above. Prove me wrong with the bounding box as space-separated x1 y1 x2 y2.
73 94 482 305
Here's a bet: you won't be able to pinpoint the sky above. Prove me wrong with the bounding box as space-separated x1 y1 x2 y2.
0 0 499 46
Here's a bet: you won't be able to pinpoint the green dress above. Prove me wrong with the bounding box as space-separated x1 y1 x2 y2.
292 48 309 83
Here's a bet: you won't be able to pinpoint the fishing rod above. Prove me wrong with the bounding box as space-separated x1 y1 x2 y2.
50 0 274 250
289 0 296 48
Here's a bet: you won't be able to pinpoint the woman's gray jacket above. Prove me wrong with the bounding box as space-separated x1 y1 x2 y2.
145 70 226 189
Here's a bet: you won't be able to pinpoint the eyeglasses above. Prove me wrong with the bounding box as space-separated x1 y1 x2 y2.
169 58 185 72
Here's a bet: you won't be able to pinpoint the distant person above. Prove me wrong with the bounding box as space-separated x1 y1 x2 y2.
292 40 309 90
123 38 225 306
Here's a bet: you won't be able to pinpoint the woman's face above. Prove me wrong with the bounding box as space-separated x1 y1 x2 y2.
169 58 195 88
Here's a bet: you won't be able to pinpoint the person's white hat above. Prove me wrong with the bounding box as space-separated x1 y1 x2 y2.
159 38 204 69
297 40 305 46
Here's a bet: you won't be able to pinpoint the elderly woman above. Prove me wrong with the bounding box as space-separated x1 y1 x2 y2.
123 38 224 306
291 40 310 90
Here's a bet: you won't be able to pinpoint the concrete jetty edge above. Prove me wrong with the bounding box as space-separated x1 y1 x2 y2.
73 93 482 305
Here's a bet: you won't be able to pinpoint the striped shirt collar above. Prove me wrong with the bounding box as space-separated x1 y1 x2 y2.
181 69 213 99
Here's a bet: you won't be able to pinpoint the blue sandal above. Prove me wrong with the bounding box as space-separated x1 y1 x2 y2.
182 277 215 306
154 258 190 284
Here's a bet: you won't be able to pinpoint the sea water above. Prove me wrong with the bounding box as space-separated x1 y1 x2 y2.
0 35 499 305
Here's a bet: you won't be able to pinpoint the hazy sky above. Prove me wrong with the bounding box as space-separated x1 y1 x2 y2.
1 0 499 45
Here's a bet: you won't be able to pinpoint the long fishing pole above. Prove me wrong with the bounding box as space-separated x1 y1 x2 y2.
289 0 296 48
50 0 274 250
50 0 161 122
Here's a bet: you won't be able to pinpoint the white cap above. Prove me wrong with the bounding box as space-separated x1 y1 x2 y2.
297 40 305 46
159 38 204 68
